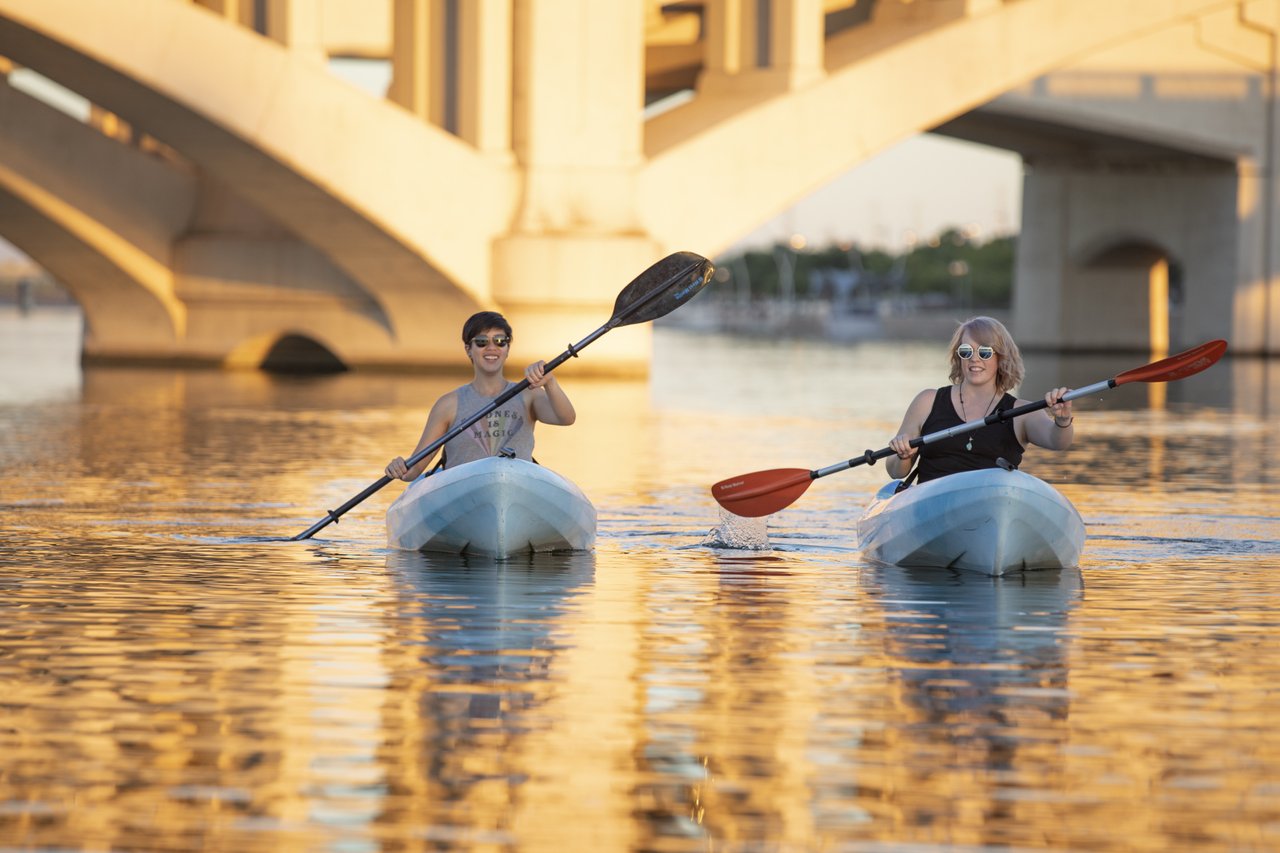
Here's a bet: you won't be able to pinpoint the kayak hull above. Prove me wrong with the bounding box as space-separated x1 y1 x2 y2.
856 468 1085 576
386 457 596 558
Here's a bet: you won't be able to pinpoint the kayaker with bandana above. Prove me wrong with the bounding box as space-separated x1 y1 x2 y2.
384 311 577 481
886 316 1074 485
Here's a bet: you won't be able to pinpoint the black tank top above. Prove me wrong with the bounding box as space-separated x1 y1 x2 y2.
916 386 1024 483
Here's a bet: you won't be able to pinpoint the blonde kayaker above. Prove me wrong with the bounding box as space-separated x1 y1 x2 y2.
384 311 576 481
886 316 1074 484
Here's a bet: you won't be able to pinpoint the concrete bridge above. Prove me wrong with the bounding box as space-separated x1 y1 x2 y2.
0 0 1275 372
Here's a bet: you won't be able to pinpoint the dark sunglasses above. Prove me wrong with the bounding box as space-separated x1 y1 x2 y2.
470 335 509 348
957 344 995 361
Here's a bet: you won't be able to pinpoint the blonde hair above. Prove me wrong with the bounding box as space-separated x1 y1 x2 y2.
947 316 1024 393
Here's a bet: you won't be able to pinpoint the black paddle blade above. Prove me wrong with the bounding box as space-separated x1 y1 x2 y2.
610 251 713 328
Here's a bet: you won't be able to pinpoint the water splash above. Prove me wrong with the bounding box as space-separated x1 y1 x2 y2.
702 506 771 550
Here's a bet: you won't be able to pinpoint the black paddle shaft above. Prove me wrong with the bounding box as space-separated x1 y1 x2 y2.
292 253 712 541
292 376 528 542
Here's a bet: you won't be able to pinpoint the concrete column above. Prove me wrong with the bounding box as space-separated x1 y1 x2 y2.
262 0 326 60
696 0 770 97
492 0 658 376
1259 9 1280 357
1270 66 1280 356
455 0 513 158
191 0 254 27
769 0 825 89
699 0 823 95
1011 166 1068 347
1233 157 1269 353
388 0 443 122
1221 3 1280 356
699 0 756 85
508 0 643 191
389 0 512 150
388 0 512 153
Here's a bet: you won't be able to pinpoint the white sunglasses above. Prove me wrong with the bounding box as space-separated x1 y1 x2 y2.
956 344 996 361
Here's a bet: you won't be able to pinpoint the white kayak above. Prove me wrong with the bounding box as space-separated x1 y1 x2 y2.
386 457 596 558
856 468 1085 576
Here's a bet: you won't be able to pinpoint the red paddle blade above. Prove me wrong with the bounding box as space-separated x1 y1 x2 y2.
1114 339 1227 385
711 468 814 518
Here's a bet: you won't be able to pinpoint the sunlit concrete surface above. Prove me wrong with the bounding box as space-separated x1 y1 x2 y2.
0 0 1277 369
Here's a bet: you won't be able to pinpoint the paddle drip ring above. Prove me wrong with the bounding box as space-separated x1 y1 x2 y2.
861 449 877 466
566 343 579 357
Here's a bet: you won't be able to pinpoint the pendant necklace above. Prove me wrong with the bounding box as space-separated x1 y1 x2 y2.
959 385 999 452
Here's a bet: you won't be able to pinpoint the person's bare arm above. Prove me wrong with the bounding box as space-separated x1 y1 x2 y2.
886 389 936 479
385 391 459 480
525 361 576 426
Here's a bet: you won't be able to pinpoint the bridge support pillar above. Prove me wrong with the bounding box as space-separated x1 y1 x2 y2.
484 0 659 375
258 0 326 61
699 0 825 95
389 0 512 157
192 0 255 28
1239 25 1280 358
1013 157 1240 353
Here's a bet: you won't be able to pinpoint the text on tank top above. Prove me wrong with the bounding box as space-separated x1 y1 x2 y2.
441 381 536 468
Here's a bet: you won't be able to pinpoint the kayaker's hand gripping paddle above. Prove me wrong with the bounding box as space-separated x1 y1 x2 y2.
294 251 715 541
711 339 1229 518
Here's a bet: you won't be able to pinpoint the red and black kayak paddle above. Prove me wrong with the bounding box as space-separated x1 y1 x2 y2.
711 339 1229 518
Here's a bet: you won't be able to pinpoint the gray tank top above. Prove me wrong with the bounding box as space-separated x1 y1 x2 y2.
441 381 535 468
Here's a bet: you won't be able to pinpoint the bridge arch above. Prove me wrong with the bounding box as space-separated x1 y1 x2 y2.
229 332 349 374
0 74 189 354
0 69 396 367
1068 236 1183 354
0 180 183 356
0 0 509 365
260 335 348 374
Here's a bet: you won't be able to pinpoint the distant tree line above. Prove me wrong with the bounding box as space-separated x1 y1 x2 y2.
714 228 1016 308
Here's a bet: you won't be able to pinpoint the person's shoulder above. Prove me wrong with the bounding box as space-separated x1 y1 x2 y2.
912 387 943 405
900 388 939 418
431 387 462 414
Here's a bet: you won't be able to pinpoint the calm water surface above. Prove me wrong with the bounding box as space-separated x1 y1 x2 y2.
1 308 1278 851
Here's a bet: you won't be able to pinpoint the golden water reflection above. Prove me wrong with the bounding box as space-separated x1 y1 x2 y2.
1 316 1279 850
